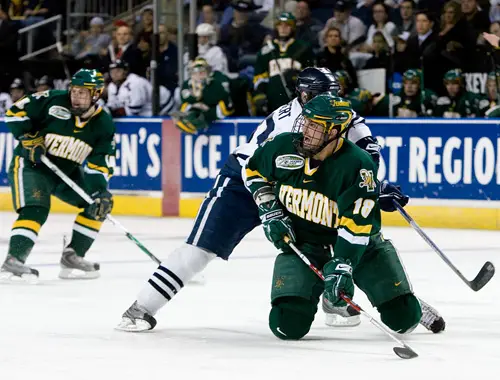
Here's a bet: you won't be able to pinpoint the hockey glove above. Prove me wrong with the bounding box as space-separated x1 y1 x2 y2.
379 180 409 212
87 189 114 221
255 186 296 251
253 93 268 116
19 132 46 164
323 258 354 307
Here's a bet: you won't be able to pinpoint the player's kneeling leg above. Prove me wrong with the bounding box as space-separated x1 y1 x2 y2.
378 293 422 333
269 297 316 340
268 252 323 340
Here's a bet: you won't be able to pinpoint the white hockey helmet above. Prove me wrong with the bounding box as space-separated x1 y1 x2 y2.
195 23 216 37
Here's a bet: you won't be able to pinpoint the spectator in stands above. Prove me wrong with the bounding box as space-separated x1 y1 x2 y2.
219 0 270 72
294 1 324 51
364 31 392 73
9 78 26 102
102 25 145 77
319 1 366 50
134 5 153 45
316 26 358 87
405 10 442 93
0 5 18 88
366 1 397 50
9 0 50 26
437 1 476 66
158 24 178 92
393 31 411 74
35 75 53 92
396 0 416 34
71 17 112 60
198 4 220 40
490 0 500 23
461 0 491 40
184 23 229 78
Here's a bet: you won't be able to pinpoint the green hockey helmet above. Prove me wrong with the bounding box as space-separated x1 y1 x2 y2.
403 69 422 84
293 93 353 156
275 12 296 28
443 69 463 85
487 71 499 83
69 69 104 116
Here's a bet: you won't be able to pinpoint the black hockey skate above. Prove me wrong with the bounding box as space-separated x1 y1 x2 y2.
419 298 446 333
116 301 157 332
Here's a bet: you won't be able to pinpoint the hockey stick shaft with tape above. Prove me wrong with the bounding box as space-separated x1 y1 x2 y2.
41 155 161 264
284 237 418 359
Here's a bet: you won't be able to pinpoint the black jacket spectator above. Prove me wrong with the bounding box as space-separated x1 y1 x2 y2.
405 11 443 93
101 25 146 77
316 26 357 87
438 1 477 54
219 9 269 71
158 25 178 92
461 0 490 40
294 1 324 51
0 8 18 90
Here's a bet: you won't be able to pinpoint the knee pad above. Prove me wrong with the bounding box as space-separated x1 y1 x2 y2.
18 206 49 225
378 294 422 333
269 297 316 340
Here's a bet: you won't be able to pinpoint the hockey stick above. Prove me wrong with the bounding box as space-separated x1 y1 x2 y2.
41 155 161 264
266 40 294 100
284 237 418 360
394 202 495 291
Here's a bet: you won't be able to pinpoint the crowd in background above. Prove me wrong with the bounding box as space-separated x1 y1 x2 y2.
1 0 500 123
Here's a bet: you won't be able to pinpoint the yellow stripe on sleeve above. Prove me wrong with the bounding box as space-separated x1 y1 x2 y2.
87 162 109 174
13 156 20 210
218 100 234 116
6 110 27 117
245 168 267 181
339 216 372 235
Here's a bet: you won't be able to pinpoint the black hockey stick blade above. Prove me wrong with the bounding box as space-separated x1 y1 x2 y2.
469 261 495 291
393 346 418 359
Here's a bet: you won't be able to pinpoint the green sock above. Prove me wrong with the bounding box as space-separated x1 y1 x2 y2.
8 206 48 262
68 213 102 257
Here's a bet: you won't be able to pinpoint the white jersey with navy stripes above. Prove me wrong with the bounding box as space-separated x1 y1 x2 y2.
107 73 175 116
233 97 374 167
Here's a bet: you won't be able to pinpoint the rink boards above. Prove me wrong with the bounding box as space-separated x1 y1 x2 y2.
1 117 500 229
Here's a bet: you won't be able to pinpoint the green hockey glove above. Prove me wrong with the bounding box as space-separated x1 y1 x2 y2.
254 185 295 250
87 189 114 221
19 132 46 164
323 258 354 307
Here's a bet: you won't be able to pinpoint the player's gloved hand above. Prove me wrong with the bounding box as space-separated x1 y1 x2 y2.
258 199 295 251
253 93 268 115
379 180 409 212
19 132 46 164
323 257 354 307
87 189 114 221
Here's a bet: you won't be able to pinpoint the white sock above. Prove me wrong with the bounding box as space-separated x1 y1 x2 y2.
136 243 216 315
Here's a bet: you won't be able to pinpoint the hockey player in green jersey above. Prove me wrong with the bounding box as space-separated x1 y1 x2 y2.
373 69 436 117
334 70 374 115
253 12 314 115
435 69 489 118
173 57 234 134
0 69 115 282
245 94 442 340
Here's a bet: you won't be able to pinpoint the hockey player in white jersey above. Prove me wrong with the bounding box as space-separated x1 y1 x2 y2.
183 23 228 79
107 60 175 117
116 67 445 334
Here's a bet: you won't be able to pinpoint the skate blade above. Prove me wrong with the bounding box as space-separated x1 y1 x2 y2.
0 271 39 285
325 313 361 327
115 318 152 332
59 267 100 280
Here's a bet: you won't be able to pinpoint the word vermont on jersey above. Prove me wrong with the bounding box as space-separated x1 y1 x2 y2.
45 133 93 164
278 185 339 228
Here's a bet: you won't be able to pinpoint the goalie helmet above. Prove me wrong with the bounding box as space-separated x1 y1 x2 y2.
293 93 353 157
296 67 340 106
69 69 105 115
189 57 212 98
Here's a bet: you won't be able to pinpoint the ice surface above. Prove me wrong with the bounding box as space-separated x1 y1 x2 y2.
1 211 499 379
